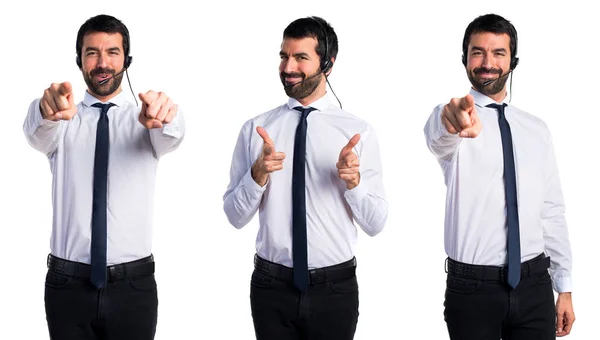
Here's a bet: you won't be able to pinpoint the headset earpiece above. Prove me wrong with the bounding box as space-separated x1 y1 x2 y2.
511 56 519 71
124 55 132 69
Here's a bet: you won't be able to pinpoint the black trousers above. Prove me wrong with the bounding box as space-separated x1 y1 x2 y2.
250 256 359 340
44 257 158 340
444 255 556 340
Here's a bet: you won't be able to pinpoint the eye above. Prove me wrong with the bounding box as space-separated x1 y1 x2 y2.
86 51 98 56
471 51 483 56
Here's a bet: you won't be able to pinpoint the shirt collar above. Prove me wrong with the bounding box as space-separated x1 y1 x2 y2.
82 90 127 108
286 92 332 113
469 88 509 108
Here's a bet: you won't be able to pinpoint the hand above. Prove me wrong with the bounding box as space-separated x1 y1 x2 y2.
138 91 178 129
441 94 481 138
556 292 575 337
337 134 361 190
251 127 286 187
40 82 77 121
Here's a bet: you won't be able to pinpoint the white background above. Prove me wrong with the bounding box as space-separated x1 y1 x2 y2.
0 0 598 339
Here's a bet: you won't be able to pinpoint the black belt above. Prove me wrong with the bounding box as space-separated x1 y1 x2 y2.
254 255 356 285
47 254 155 282
446 253 550 281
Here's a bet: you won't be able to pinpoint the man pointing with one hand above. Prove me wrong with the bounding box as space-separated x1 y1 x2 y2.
424 13 574 340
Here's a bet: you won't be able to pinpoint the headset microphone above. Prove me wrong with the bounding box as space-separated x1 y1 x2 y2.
482 69 513 87
96 67 138 106
98 68 127 85
283 72 323 88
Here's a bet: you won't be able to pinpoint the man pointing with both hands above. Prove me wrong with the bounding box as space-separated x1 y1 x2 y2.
24 14 184 340
224 16 387 339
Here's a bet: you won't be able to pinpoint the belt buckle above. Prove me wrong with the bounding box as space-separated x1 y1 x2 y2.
109 265 125 281
311 268 326 284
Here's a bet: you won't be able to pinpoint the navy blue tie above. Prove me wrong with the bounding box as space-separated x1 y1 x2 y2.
90 102 115 289
486 103 521 289
292 106 316 292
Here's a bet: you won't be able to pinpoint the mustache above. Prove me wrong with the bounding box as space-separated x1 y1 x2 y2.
473 67 503 75
280 72 305 79
90 67 116 77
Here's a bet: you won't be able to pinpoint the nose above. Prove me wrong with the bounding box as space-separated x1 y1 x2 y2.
97 53 108 69
281 57 296 74
481 52 493 69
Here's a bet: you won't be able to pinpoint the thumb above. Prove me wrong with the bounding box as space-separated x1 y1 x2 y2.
138 92 148 105
256 126 273 146
340 134 360 159
59 82 73 96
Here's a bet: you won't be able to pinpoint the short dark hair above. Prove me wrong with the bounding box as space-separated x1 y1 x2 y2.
76 14 130 64
283 16 338 70
462 14 518 68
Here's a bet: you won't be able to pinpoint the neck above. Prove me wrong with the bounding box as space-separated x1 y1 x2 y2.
88 87 122 103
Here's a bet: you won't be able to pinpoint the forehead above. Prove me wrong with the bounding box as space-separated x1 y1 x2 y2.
82 32 124 50
280 37 318 55
468 32 511 51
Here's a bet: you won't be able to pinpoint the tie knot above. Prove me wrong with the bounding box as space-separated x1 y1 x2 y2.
486 103 506 111
92 102 116 115
293 106 317 119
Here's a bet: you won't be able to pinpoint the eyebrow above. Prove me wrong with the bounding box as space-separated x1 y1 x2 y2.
470 46 508 54
279 51 311 59
84 47 122 53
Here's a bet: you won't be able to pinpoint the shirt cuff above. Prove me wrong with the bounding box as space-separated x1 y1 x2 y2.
553 276 573 293
344 180 368 204
161 109 184 139
25 98 60 136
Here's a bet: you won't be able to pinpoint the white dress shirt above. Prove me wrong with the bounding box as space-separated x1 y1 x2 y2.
223 94 388 269
24 91 185 265
424 89 572 292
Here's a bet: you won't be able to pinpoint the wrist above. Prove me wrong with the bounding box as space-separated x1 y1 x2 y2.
251 165 268 187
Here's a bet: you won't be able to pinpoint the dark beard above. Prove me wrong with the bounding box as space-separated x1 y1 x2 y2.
280 71 322 100
467 67 508 96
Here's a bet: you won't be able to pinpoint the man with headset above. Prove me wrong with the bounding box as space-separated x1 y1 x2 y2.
424 13 574 339
223 16 387 339
23 14 184 339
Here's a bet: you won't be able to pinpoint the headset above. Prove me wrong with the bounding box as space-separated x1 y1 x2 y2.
308 16 333 74
461 33 519 100
307 16 341 108
76 32 137 105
